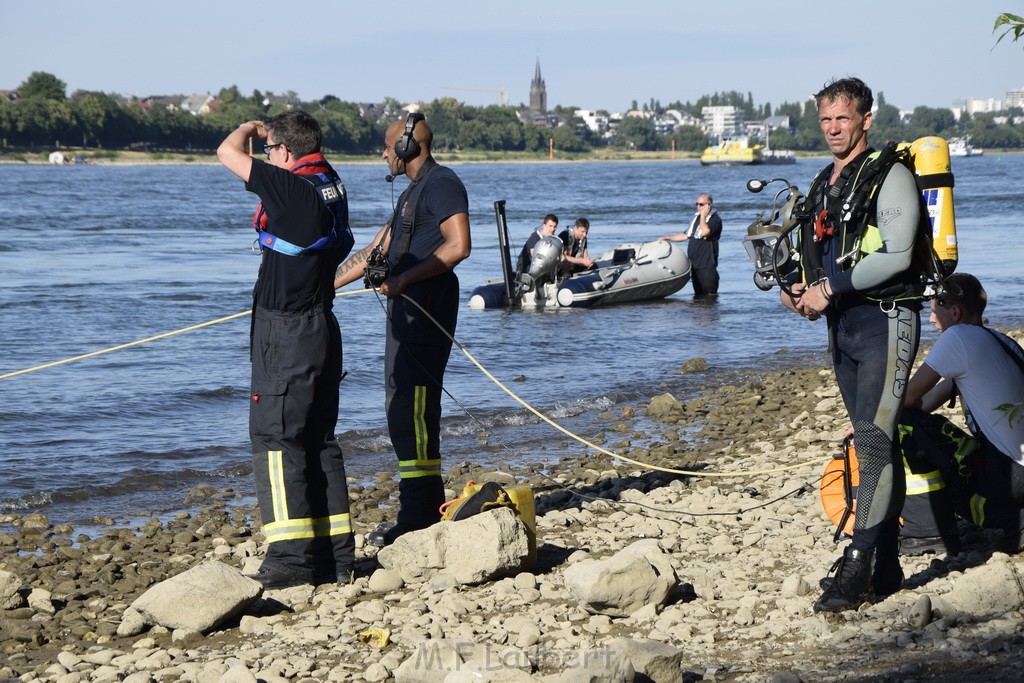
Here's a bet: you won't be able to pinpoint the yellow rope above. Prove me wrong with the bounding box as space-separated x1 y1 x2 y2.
0 288 371 381
398 293 823 478
2 283 821 479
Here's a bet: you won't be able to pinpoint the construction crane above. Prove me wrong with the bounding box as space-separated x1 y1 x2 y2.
441 86 509 107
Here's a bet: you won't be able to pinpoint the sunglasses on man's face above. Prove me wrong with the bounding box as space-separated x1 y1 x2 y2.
934 280 964 308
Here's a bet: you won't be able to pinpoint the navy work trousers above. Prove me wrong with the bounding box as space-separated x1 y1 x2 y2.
384 273 459 530
250 304 354 581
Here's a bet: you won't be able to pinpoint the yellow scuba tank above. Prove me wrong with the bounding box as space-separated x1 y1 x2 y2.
905 136 958 276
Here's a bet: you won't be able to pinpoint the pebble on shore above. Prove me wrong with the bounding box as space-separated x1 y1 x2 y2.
2 333 1023 682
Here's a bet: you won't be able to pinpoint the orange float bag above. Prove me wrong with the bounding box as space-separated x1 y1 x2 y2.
819 436 858 541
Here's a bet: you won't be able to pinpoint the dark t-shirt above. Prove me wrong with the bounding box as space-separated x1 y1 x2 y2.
687 212 722 270
387 163 469 275
245 159 343 311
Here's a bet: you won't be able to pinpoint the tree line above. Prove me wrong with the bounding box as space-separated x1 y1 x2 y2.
3 72 1023 156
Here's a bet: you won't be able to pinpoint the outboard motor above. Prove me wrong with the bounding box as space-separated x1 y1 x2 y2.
516 235 563 293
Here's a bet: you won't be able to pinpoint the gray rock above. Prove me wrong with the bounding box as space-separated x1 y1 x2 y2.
945 560 1024 615
172 627 203 644
394 640 536 683
130 559 262 633
428 572 461 592
769 673 804 683
513 572 538 590
647 393 682 417
780 575 811 598
122 673 154 683
562 540 678 617
906 594 933 629
0 569 24 610
606 638 683 683
679 358 709 374
364 663 390 682
217 662 258 682
117 607 147 637
394 640 468 683
367 568 405 593
378 507 531 585
551 645 636 682
444 670 535 682
27 587 55 614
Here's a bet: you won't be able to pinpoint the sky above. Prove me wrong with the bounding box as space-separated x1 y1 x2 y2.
2 1 1022 114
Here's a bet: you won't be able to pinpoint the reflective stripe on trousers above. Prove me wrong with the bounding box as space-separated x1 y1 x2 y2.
398 386 442 480
250 305 355 577
904 463 946 496
261 450 353 543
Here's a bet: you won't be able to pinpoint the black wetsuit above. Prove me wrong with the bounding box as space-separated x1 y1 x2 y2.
803 154 922 555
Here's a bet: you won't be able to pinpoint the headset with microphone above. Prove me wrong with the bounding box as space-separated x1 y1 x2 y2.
393 112 425 162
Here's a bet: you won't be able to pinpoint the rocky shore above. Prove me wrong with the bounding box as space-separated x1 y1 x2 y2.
2 334 1024 683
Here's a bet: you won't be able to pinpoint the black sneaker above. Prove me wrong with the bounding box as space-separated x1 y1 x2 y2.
819 556 904 598
814 547 874 613
366 521 416 548
251 566 309 590
900 535 961 557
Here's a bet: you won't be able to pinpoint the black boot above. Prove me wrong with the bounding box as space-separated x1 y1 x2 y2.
366 521 419 548
814 546 875 613
873 536 905 598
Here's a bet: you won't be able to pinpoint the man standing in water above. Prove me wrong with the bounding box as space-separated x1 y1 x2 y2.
658 193 722 297
334 113 471 547
217 110 356 588
782 77 922 612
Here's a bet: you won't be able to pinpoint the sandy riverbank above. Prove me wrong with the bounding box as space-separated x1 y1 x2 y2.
2 333 1024 682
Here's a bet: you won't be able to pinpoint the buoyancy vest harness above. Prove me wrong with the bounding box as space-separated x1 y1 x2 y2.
800 143 939 303
385 158 442 273
251 154 355 258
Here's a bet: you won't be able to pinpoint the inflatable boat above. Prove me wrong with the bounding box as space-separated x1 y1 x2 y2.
468 201 691 309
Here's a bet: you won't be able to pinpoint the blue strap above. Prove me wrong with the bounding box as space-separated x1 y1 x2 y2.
256 231 335 255
256 172 348 256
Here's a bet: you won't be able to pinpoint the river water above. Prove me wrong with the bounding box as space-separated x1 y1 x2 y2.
1 154 1022 528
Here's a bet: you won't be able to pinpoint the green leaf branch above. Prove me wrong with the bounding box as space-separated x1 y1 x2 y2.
993 12 1024 48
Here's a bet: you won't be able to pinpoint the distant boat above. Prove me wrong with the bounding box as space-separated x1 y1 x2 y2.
761 147 797 165
700 138 763 166
948 135 983 157
761 126 796 165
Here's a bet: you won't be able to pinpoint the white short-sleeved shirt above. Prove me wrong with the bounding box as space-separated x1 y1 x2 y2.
924 325 1024 464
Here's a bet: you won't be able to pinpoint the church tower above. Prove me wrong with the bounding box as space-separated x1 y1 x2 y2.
529 59 547 113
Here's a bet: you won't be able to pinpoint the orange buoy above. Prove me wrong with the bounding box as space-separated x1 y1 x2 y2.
820 438 858 539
